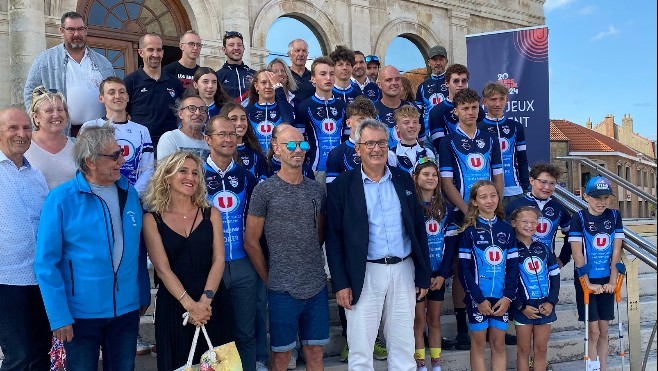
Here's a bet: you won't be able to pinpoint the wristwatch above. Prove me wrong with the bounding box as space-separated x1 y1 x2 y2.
203 290 215 299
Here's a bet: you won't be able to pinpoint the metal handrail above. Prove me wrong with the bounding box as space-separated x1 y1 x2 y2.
556 155 657 206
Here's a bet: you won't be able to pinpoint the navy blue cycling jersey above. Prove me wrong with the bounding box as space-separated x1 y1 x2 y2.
478 116 530 196
333 83 363 105
351 77 381 102
416 74 448 138
505 193 572 254
294 94 347 172
216 62 256 103
246 88 295 152
237 143 268 182
205 159 258 262
438 126 503 204
325 138 360 183
423 204 458 276
515 240 560 307
428 98 486 148
374 99 416 148
458 215 519 304
208 102 221 119
268 156 315 180
569 208 624 279
387 143 435 175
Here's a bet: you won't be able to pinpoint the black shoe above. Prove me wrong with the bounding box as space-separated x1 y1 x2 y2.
505 333 517 345
455 333 470 350
441 337 456 350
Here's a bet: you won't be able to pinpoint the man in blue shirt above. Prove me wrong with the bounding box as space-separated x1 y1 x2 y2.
288 39 315 103
330 46 363 105
374 66 417 148
351 51 381 102
217 31 256 105
416 45 449 147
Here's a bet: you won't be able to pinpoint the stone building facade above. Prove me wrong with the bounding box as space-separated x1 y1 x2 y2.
588 114 657 159
0 0 546 109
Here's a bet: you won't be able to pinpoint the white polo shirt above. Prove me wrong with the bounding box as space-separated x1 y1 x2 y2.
66 49 105 126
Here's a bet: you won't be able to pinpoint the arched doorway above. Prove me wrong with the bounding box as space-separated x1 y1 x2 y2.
77 0 192 77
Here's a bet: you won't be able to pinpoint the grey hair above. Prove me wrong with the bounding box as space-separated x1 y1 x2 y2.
353 118 389 143
287 39 308 54
73 122 117 174
267 58 298 92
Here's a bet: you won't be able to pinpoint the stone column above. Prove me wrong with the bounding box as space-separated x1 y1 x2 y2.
448 9 469 65
349 0 372 54
9 0 46 107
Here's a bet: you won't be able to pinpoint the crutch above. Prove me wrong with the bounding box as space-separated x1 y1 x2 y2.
614 262 627 370
576 264 594 370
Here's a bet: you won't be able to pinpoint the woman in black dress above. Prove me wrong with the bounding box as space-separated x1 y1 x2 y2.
142 151 232 370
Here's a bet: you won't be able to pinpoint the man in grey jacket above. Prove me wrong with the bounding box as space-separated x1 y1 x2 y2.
23 11 114 136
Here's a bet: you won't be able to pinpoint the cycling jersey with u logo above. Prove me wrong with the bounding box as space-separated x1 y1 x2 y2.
568 208 624 279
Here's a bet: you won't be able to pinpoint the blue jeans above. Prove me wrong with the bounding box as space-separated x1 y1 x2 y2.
63 310 139 371
223 258 258 371
0 284 51 371
255 279 269 362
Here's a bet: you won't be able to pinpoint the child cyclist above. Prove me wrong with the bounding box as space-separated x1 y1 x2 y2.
510 206 560 371
569 176 624 371
458 180 518 371
412 157 458 371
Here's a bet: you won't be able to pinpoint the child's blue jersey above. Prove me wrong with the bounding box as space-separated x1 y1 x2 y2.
325 138 360 183
246 88 295 152
374 99 416 148
204 159 258 262
505 193 571 254
333 83 363 105
438 126 503 204
415 74 448 137
458 216 519 303
515 240 560 305
424 204 458 275
478 116 529 196
568 208 624 279
387 143 435 175
268 156 315 180
428 98 486 148
294 94 347 172
237 143 268 182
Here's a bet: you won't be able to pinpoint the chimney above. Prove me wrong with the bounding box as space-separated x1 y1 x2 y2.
622 114 633 132
603 114 615 137
586 118 592 129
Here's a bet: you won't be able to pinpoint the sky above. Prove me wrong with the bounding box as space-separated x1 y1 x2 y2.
265 2 657 139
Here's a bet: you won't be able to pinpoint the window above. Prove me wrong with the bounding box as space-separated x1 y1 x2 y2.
617 164 622 177
625 166 631 181
87 0 180 37
637 168 642 187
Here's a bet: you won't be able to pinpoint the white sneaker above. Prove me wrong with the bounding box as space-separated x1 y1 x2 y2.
287 348 298 370
136 335 151 355
256 361 268 371
587 359 601 371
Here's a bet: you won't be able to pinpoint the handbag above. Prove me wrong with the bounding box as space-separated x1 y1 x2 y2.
175 314 242 371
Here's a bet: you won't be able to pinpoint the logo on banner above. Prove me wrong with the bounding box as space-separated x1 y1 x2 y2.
523 257 544 274
117 139 136 162
426 218 440 236
213 191 240 213
535 217 552 238
593 233 610 250
467 153 485 170
485 246 504 266
497 73 519 95
322 119 338 134
257 121 274 135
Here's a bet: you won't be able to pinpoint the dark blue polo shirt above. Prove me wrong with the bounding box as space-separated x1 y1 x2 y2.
124 68 185 144
291 68 315 104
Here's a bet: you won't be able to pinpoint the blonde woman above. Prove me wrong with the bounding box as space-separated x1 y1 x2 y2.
24 86 76 189
142 151 233 370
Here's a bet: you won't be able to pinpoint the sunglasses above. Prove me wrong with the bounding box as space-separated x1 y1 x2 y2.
34 87 59 96
413 156 437 173
224 31 243 39
364 55 379 63
281 141 310 151
97 149 123 161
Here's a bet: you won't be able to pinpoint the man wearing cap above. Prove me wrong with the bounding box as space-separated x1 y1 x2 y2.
217 31 256 105
365 55 381 84
351 51 381 102
415 46 449 149
288 39 315 103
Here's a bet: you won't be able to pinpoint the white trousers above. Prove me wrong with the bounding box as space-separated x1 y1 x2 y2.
346 258 416 371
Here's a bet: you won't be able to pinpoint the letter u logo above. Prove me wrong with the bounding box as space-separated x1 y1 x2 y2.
471 157 482 167
527 261 539 271
219 197 233 209
489 251 500 262
536 223 548 234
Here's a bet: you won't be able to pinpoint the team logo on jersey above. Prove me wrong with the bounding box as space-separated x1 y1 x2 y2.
588 223 597 232
462 142 471 150
321 119 338 134
485 246 504 265
545 207 555 217
467 153 485 171
430 93 445 106
167 88 176 98
269 111 277 119
256 121 274 136
213 191 240 213
499 138 510 153
330 107 338 116
535 217 552 238
497 232 508 244
228 176 239 188
426 218 440 236
476 139 485 149
502 126 510 135
497 73 519 95
241 155 250 166
117 139 137 162
523 256 544 274
593 233 611 250
604 220 612 230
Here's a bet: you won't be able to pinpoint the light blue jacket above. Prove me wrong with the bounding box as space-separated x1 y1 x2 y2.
35 171 150 331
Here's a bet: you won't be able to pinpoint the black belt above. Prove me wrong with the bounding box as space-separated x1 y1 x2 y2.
367 255 409 265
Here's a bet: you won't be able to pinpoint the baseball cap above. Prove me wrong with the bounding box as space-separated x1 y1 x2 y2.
429 45 448 59
365 55 380 65
585 176 614 197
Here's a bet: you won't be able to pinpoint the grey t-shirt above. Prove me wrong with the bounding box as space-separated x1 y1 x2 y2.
248 175 327 299
90 183 123 272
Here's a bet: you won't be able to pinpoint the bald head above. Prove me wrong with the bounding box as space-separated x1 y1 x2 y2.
377 66 402 99
276 124 303 143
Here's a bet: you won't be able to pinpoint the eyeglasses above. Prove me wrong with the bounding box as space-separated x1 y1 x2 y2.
97 149 123 161
207 131 238 139
181 105 209 114
534 178 557 188
280 141 310 151
358 140 389 150
365 55 379 63
185 42 204 48
516 219 539 226
224 31 243 39
450 78 469 84
62 26 87 34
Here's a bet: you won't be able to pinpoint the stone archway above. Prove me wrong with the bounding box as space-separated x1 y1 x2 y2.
374 18 443 65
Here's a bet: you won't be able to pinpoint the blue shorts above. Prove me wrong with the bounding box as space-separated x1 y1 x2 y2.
465 296 509 332
512 299 557 325
268 285 330 352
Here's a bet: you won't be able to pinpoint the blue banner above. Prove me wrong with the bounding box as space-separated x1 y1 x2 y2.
466 26 550 165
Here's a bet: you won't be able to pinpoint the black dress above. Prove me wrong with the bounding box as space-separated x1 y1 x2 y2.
152 208 234 370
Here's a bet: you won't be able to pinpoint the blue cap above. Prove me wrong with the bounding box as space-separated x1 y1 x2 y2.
585 176 614 197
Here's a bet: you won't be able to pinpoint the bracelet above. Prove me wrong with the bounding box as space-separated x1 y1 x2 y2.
272 82 283 89
178 290 187 301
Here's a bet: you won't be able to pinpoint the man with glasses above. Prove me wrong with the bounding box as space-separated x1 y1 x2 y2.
351 51 381 102
217 31 255 105
164 30 203 89
365 55 381 83
204 116 259 371
157 94 210 160
415 46 449 149
374 66 418 148
24 11 115 137
326 118 431 370
287 39 315 103
245 125 329 371
124 34 185 146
